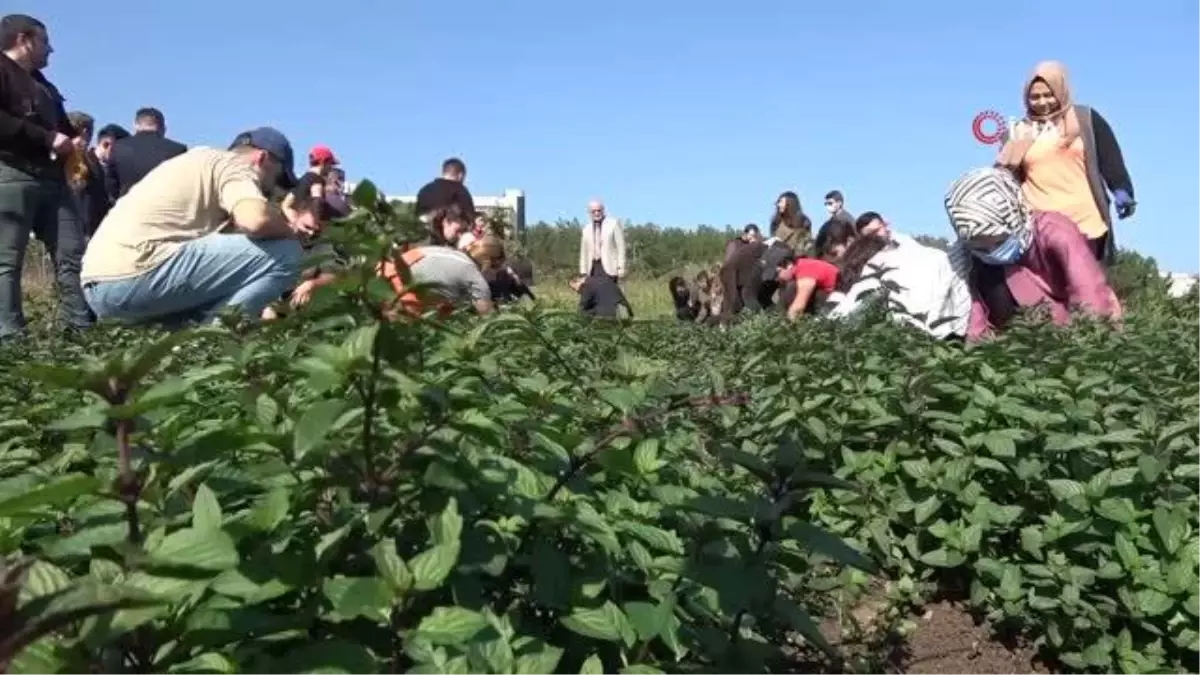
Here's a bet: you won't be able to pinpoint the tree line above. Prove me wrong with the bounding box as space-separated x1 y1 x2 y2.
515 218 948 279
510 219 1182 309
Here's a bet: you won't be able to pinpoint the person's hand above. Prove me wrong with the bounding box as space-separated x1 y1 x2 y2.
1113 189 1136 220
291 211 321 239
50 132 73 156
290 279 316 308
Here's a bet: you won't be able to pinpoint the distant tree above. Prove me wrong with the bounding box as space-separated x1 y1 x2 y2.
913 235 952 252
1108 249 1171 305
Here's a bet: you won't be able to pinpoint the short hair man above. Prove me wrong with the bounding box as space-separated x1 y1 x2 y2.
81 127 308 328
415 156 476 220
0 14 93 339
824 190 855 228
133 107 166 135
106 106 187 198
93 123 130 165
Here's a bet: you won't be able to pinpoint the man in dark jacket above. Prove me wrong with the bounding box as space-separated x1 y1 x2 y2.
0 14 92 339
105 106 186 199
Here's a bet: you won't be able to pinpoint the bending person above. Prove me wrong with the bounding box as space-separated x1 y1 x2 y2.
81 127 307 327
943 167 1119 342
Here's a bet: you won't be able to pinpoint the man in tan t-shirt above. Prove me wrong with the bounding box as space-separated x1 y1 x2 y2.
81 127 317 326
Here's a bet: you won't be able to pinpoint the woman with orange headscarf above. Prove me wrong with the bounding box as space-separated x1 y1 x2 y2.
996 61 1135 266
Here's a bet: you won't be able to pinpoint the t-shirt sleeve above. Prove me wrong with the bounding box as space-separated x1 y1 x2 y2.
453 258 492 302
214 153 267 213
791 258 839 292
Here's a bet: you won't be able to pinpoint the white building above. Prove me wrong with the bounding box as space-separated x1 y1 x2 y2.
1163 272 1199 298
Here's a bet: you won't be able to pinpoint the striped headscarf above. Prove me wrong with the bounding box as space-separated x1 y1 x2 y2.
944 167 1033 276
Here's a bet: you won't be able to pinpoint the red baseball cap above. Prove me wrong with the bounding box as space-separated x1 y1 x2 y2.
308 145 339 166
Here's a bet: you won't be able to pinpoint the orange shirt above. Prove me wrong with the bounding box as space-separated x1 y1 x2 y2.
376 248 453 319
1021 135 1108 240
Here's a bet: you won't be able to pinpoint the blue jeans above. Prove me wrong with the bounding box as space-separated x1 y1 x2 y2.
0 162 92 339
84 233 301 328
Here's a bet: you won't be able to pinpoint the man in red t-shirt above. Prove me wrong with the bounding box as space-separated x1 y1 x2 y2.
778 257 839 320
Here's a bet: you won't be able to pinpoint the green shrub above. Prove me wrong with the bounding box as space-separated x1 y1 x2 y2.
0 183 1195 674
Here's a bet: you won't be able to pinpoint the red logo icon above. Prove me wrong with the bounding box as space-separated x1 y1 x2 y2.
972 110 1008 145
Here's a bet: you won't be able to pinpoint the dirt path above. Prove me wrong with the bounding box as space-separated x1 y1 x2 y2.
796 589 1053 674
887 599 1049 674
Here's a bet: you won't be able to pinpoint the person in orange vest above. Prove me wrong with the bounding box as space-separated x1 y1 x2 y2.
377 208 493 319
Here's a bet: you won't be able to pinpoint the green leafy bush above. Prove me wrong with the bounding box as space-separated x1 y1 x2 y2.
0 184 876 674
0 183 1195 674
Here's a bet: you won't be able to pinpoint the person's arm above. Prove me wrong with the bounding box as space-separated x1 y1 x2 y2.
965 296 992 343
459 262 495 315
507 268 536 301
1041 217 1118 317
219 159 294 239
786 277 818 321
612 218 627 278
280 191 301 224
579 228 590 276
1089 109 1134 200
105 145 123 200
0 84 55 151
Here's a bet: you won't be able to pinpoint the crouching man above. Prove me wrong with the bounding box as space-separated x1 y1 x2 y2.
80 127 311 327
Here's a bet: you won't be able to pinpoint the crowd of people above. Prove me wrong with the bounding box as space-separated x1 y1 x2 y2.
0 10 1135 345
661 60 1135 342
0 14 538 340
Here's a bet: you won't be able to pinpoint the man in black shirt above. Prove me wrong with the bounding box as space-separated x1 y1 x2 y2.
105 106 186 199
415 157 475 219
0 14 92 340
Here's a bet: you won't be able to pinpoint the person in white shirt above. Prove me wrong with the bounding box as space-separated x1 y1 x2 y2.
578 199 625 281
826 211 970 339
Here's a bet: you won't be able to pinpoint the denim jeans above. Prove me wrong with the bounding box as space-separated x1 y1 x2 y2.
83 233 301 328
0 162 92 339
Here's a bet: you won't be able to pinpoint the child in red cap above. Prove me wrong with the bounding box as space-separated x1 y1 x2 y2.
265 145 344 319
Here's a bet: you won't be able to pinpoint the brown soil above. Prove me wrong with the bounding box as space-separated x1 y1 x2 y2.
888 599 1050 674
793 589 1053 674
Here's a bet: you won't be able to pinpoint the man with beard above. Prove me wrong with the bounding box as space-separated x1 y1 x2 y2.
0 14 91 340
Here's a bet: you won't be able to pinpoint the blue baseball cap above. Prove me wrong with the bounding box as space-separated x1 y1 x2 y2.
229 126 297 189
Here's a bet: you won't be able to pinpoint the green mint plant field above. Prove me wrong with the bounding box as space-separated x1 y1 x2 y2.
0 184 1196 674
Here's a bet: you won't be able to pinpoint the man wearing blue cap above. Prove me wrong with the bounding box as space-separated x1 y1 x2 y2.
80 126 316 327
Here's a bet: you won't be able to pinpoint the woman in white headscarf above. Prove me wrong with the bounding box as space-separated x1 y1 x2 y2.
944 167 1119 342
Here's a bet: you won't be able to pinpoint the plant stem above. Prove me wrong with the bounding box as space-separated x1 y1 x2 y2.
357 327 383 493
114 418 141 545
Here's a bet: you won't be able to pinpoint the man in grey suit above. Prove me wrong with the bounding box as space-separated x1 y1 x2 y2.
578 199 626 282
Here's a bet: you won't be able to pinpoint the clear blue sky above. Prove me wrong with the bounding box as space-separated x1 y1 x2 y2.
12 0 1199 271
